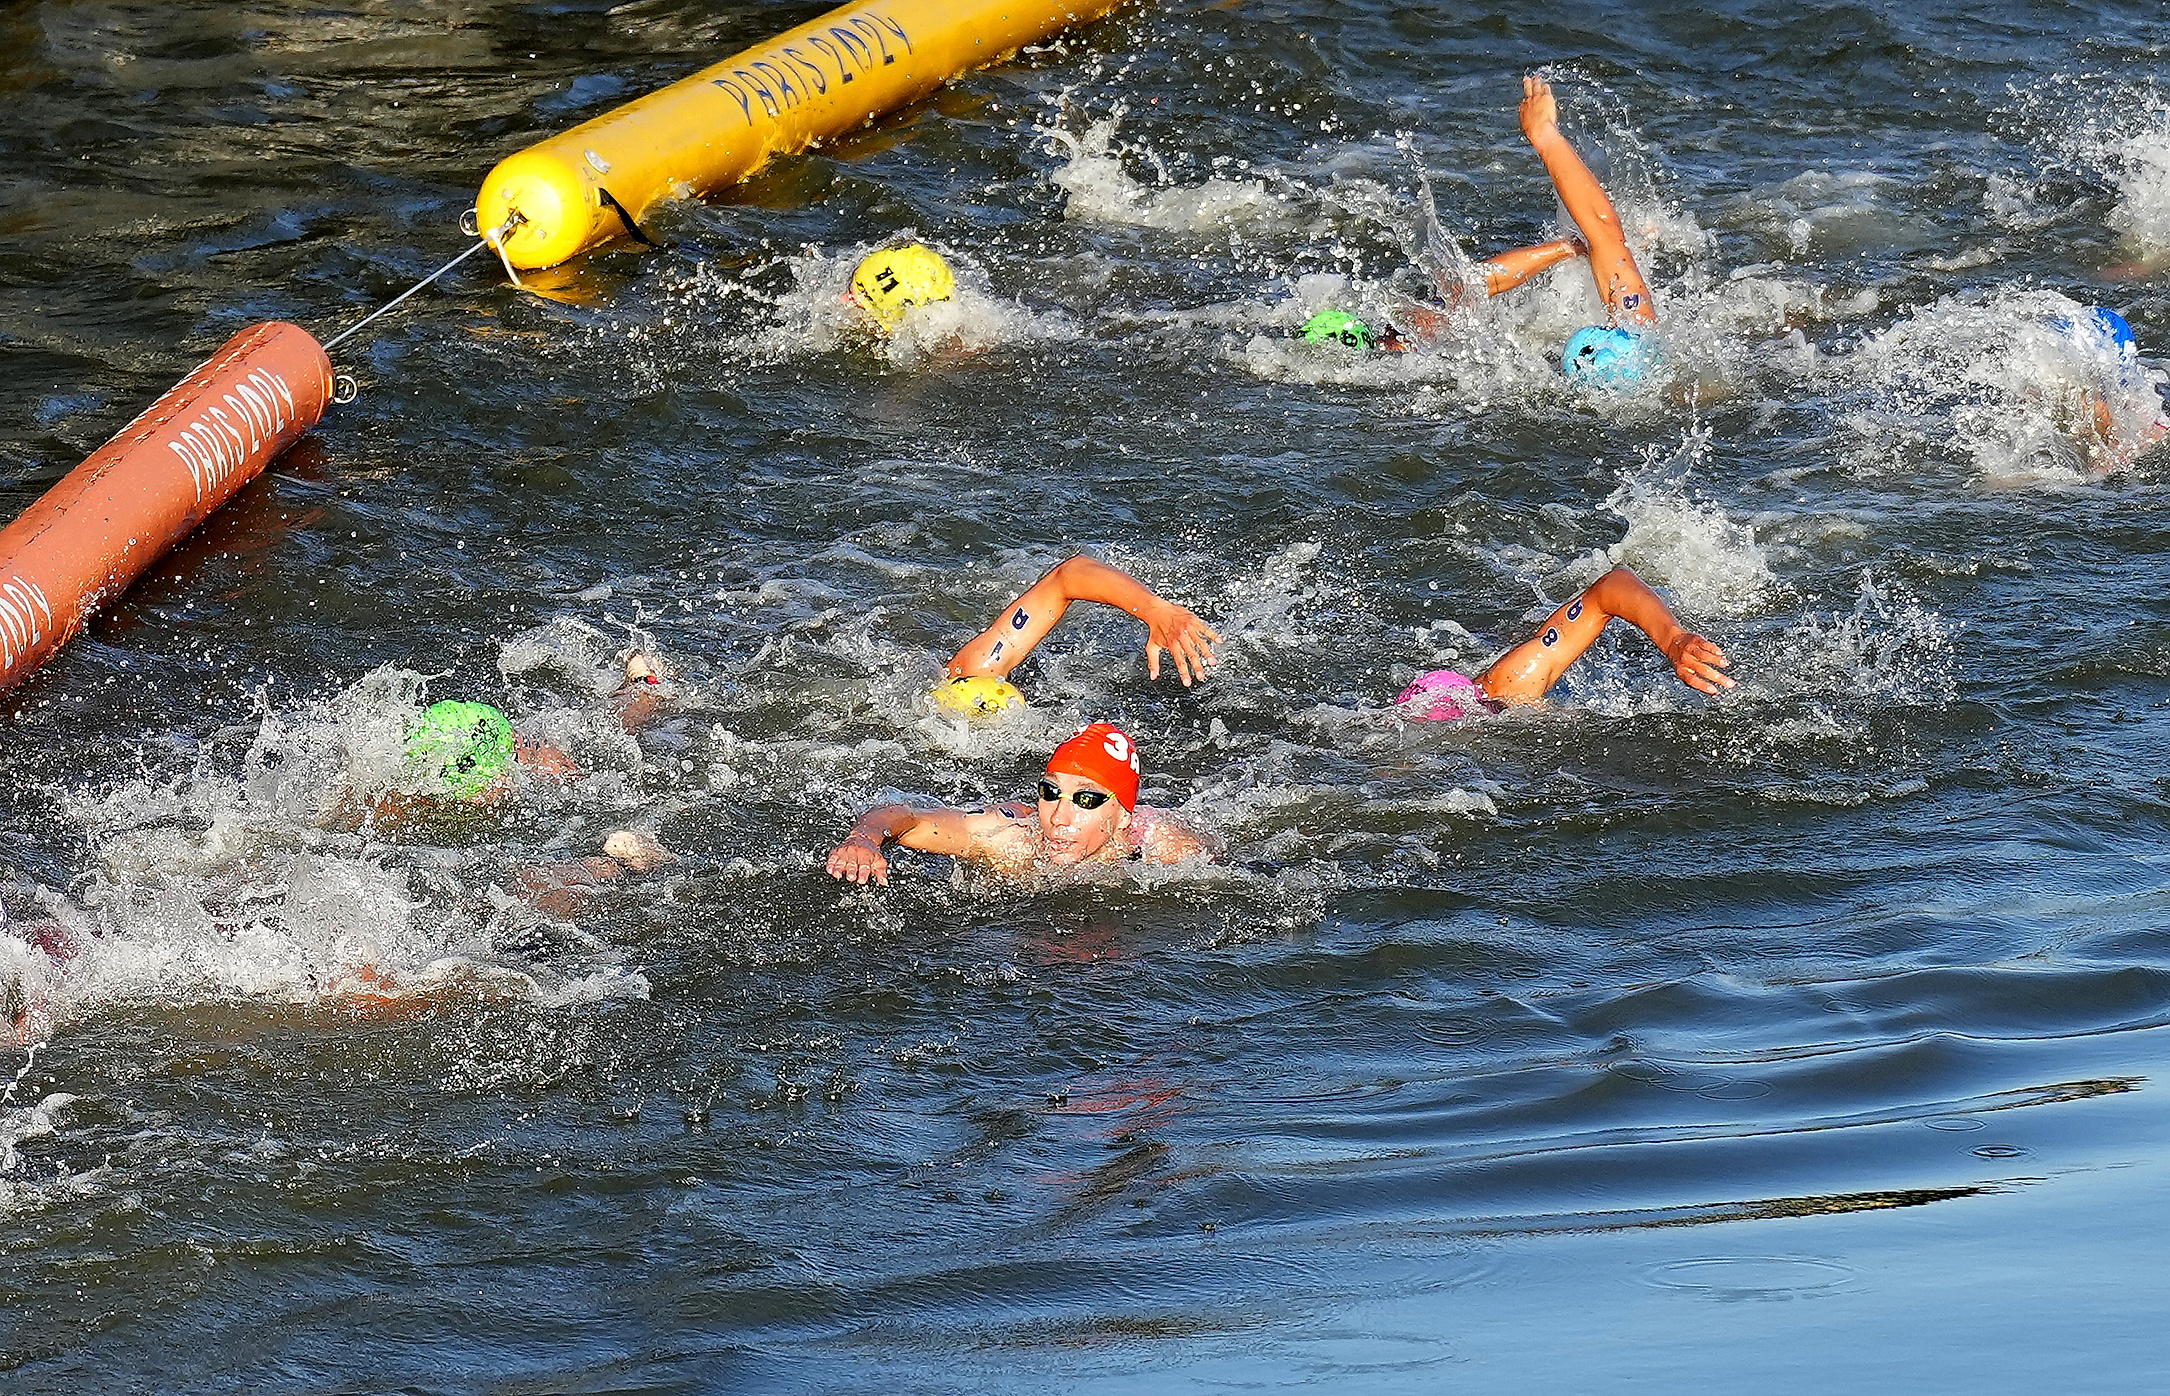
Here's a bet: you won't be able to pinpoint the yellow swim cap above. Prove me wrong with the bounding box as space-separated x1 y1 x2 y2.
850 243 956 331
932 675 1025 718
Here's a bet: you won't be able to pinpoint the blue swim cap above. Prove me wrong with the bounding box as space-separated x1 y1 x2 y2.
1562 325 1654 386
2054 306 2139 361
2090 307 2138 359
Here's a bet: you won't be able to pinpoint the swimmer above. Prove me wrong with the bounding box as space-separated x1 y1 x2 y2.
356 652 673 829
826 722 1213 884
1304 74 1657 385
0 884 74 1047
846 242 956 335
1397 566 1729 720
932 555 1219 717
2059 306 2168 468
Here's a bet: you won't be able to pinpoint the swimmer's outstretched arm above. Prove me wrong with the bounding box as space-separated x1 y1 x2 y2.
1478 566 1730 705
1477 237 1586 296
1519 75 1656 327
947 556 1220 687
827 803 1011 885
514 736 579 779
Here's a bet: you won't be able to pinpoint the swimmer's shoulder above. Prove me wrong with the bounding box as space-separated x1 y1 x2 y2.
1132 805 1218 865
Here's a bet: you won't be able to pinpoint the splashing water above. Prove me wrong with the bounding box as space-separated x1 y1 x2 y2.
1606 429 1778 617
2040 77 2170 257
1836 288 2170 483
1755 572 1958 709
1043 110 1291 234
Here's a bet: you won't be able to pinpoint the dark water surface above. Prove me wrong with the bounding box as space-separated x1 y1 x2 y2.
5 0 2170 1389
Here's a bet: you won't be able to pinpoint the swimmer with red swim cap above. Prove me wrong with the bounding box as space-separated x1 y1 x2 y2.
826 722 1213 883
1307 75 1658 385
932 556 1219 718
1397 566 1729 720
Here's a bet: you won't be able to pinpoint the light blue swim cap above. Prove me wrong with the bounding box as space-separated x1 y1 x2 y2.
1562 325 1654 386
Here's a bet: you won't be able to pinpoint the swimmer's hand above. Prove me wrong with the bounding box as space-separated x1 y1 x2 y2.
827 835 890 886
1145 601 1221 687
1665 633 1734 695
1520 75 1559 140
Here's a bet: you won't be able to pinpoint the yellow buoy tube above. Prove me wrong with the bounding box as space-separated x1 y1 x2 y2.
478 0 1132 271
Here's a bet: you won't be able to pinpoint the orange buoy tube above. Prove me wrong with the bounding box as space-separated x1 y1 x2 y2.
477 0 1133 271
0 321 332 694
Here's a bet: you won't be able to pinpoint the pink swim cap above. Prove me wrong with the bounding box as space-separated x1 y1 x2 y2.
1395 669 1485 721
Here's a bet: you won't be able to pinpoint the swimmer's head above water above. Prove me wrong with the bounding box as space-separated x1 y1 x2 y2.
824 719 1210 885
1037 722 1142 864
848 243 956 333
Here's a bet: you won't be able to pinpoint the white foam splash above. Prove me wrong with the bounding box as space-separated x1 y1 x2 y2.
1043 111 1290 233
1755 572 1957 708
2106 107 2170 253
0 1090 79 1209
11 661 661 1040
2049 79 2170 255
772 241 1071 366
1606 428 1777 617
1837 288 2169 482
608 240 1075 379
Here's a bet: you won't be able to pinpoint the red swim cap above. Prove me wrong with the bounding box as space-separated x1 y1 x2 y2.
1045 722 1141 810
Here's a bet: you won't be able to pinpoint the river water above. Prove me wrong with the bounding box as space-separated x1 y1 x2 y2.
5 0 2170 1389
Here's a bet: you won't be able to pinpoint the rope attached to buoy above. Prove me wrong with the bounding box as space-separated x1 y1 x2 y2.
320 213 523 355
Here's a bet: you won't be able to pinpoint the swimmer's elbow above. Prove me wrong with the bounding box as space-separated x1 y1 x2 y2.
1049 555 1099 591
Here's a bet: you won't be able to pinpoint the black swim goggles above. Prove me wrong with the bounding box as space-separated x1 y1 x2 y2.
1037 780 1113 810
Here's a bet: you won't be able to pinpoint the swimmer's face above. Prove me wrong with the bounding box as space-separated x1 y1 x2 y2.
1036 771 1132 865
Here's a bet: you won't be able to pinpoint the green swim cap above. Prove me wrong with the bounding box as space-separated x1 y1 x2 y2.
1300 309 1375 350
404 700 515 799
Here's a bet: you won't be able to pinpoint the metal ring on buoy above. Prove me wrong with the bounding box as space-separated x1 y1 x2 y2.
332 374 359 405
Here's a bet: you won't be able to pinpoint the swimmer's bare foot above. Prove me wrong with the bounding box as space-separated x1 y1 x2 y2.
603 830 675 873
3 972 26 1041
1520 74 1560 141
615 653 674 733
